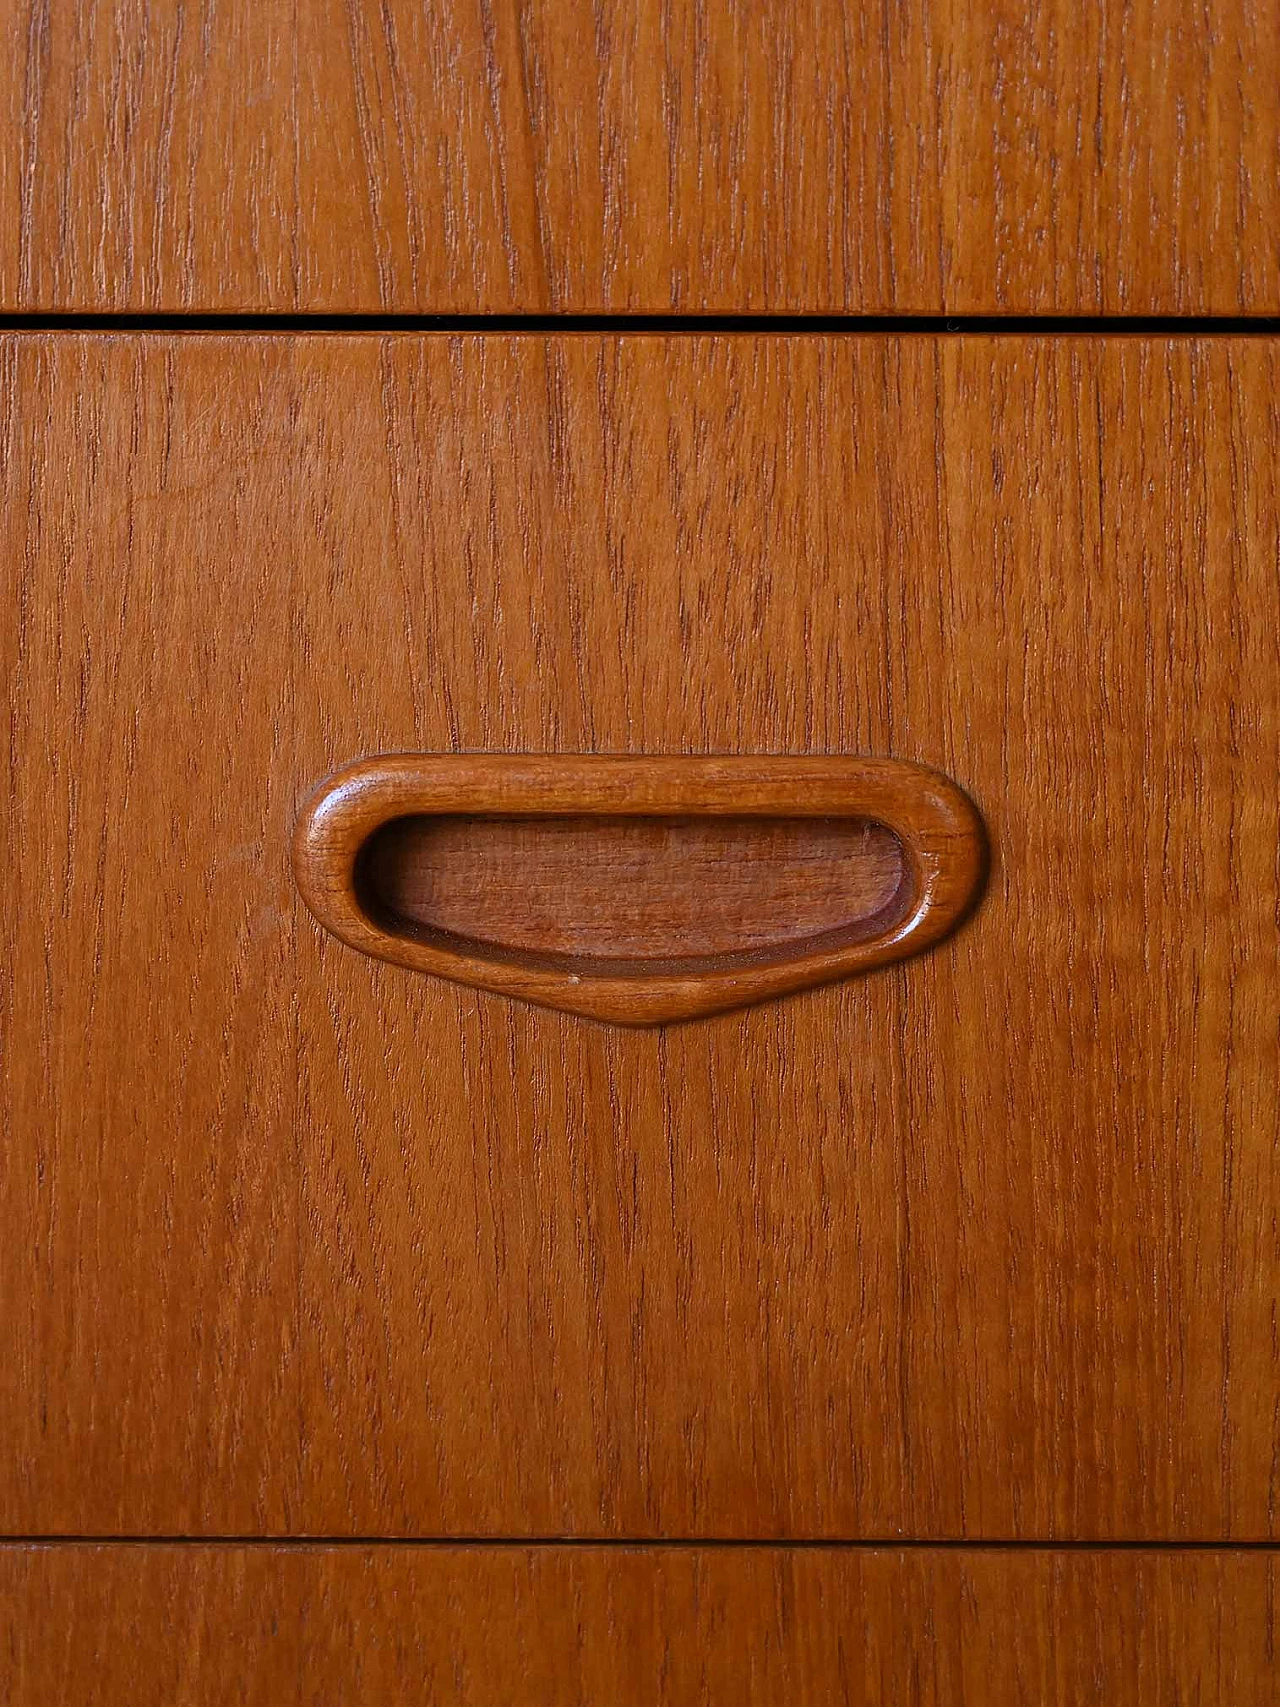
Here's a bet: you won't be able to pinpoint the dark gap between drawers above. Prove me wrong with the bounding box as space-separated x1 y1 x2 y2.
1 312 1279 335
6 1537 1280 1552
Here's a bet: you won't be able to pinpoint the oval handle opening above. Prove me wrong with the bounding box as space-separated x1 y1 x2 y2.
293 755 987 1023
359 811 912 969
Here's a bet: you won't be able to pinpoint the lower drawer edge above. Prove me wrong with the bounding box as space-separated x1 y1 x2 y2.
4 1542 1276 1705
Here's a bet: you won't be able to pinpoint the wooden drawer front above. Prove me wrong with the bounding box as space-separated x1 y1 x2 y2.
4 1545 1278 1706
2 2 1278 316
2 333 1278 1541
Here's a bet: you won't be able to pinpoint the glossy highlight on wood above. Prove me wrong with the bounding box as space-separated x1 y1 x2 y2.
292 754 987 1022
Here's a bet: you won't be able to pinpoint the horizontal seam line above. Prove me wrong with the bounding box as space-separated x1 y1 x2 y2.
3 1537 1280 1551
0 312 1279 336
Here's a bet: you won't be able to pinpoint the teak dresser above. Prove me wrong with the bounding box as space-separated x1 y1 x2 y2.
3 3 1280 1701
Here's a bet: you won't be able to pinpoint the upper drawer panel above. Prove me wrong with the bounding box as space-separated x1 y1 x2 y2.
3 0 1277 315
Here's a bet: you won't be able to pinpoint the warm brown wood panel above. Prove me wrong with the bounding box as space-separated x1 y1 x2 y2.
3 2 1278 314
3 334 1279 1540
2 1544 1276 1705
0 338 301 1533
290 332 1280 1540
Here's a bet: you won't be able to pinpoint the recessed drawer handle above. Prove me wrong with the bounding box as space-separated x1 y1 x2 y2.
292 754 987 1024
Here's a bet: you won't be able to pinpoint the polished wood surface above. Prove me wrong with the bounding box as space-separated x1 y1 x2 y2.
3 1 1278 315
3 333 1278 1539
293 754 986 1021
3 1544 1277 1705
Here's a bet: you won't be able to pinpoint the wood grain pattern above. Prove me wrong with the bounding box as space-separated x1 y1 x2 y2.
3 1 1279 314
0 336 300 1534
2 1544 1277 1705
293 754 985 1021
3 333 1279 1541
365 814 906 957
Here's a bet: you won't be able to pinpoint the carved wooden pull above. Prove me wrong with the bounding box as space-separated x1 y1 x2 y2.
292 755 987 1024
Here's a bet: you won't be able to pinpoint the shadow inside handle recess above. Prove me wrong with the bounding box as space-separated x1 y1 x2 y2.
355 812 912 976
